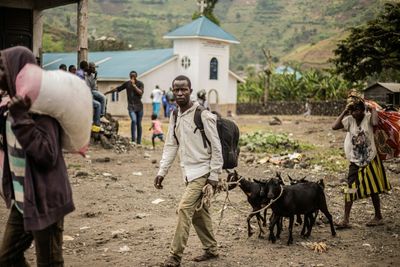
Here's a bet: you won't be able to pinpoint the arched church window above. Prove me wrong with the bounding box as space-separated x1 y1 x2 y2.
210 57 218 80
181 56 191 69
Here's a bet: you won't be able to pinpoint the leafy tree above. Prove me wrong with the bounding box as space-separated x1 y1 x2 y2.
192 0 220 25
238 67 357 103
237 66 264 103
42 33 64 52
331 3 400 82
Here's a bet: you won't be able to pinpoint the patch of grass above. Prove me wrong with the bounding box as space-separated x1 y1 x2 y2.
298 142 315 151
308 148 347 172
239 131 300 154
67 163 81 169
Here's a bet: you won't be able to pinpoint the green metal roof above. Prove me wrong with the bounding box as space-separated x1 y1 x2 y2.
164 16 239 44
43 48 175 79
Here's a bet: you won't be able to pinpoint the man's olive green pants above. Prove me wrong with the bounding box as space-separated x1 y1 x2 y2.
170 175 218 261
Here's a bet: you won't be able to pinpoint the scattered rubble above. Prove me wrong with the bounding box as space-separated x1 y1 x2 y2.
91 113 136 153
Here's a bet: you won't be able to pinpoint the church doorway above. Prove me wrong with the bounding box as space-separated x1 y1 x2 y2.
208 89 219 112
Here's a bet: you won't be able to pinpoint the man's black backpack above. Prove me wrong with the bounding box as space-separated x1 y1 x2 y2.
173 106 240 169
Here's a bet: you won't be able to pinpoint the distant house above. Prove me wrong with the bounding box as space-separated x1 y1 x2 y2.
275 65 302 80
43 16 243 116
363 82 400 107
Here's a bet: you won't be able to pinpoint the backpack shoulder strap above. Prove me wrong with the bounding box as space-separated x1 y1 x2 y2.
194 105 211 148
173 109 179 145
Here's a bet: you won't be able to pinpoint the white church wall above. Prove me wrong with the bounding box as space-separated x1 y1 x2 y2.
173 39 202 92
198 40 231 105
140 59 178 104
97 80 127 116
228 74 238 103
173 39 234 105
98 59 179 117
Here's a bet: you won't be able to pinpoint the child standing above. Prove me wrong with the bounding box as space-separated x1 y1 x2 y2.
149 114 164 149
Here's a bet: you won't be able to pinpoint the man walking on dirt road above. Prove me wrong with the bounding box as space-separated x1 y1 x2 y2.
154 75 223 267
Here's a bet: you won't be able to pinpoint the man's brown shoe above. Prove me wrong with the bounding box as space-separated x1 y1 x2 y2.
192 251 219 262
161 256 181 267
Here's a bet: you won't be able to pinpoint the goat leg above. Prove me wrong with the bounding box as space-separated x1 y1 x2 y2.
308 212 318 237
262 209 267 227
247 214 255 237
256 212 265 238
300 214 308 237
287 215 294 245
276 216 283 239
319 201 337 237
268 213 279 243
295 214 302 226
321 208 336 237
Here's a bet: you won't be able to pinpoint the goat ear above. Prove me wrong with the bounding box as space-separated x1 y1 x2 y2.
225 169 232 174
234 169 238 175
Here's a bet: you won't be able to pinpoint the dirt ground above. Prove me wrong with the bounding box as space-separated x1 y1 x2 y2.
1 115 399 267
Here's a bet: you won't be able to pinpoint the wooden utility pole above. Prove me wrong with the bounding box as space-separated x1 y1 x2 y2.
262 48 272 105
77 0 88 65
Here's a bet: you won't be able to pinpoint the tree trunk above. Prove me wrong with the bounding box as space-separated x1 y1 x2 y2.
262 48 272 105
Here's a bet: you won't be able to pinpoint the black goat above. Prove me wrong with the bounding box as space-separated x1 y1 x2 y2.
226 170 269 238
270 173 308 240
265 177 336 245
287 174 320 236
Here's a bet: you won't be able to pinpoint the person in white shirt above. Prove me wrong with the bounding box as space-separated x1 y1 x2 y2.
151 85 163 117
154 75 222 267
332 97 391 229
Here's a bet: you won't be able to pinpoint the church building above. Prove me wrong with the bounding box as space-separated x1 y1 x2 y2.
43 16 243 116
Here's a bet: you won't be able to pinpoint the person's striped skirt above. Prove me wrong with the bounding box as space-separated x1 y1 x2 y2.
345 156 391 202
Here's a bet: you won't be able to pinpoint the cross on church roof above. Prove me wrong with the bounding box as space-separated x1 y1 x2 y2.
197 0 207 14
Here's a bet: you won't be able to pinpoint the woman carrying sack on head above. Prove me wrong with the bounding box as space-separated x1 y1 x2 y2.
332 92 391 229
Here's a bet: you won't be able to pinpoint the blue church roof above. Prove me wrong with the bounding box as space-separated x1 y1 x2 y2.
43 48 175 79
164 16 239 44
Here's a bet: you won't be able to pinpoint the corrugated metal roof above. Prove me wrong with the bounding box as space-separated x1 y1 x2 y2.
364 82 400 93
43 48 175 79
164 16 239 44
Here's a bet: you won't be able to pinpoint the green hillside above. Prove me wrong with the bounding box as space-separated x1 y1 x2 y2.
42 0 385 71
